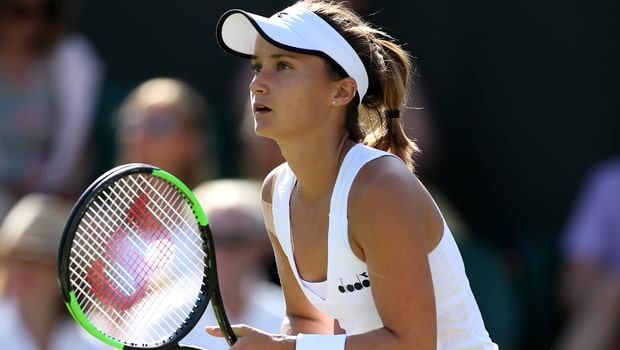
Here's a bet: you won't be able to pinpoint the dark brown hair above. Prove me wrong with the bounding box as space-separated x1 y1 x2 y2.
0 0 74 54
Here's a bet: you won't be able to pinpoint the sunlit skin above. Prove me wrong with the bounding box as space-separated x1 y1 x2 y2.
249 40 346 145
207 36 441 350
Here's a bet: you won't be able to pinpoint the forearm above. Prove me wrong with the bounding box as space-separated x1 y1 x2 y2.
345 327 434 350
279 327 430 350
282 314 339 335
282 314 432 350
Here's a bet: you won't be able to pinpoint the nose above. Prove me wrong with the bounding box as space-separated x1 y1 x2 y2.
249 72 268 95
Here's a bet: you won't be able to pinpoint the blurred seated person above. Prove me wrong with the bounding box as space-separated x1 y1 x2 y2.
555 157 620 350
0 193 113 349
183 179 284 350
0 0 104 202
114 77 216 188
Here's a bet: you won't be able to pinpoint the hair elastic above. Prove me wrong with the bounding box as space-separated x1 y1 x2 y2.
296 334 346 350
384 109 400 119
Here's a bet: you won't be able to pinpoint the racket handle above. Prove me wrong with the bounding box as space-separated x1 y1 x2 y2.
211 290 237 345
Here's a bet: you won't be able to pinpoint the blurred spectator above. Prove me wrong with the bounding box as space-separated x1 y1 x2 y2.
0 0 104 203
114 77 216 188
182 179 284 350
555 157 620 350
0 187 8 298
0 193 112 349
0 184 10 221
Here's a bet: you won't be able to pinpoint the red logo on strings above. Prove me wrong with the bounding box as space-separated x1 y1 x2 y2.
86 191 174 311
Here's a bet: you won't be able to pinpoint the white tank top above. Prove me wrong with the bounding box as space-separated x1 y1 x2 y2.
272 144 497 349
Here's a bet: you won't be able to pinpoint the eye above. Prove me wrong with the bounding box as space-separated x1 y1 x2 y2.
251 63 262 73
277 62 291 71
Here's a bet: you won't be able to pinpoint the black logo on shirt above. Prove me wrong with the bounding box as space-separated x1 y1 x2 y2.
338 272 371 293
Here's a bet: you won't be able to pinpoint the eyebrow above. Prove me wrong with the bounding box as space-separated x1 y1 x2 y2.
250 53 299 61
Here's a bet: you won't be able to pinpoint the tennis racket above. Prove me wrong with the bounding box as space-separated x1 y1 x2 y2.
57 163 237 349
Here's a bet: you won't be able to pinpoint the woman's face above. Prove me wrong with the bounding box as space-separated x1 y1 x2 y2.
116 106 202 177
249 36 341 141
0 0 52 47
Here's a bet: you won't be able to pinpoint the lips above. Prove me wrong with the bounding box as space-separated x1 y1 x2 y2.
253 102 272 114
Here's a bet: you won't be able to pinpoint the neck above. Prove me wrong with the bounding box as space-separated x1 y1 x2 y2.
280 128 354 203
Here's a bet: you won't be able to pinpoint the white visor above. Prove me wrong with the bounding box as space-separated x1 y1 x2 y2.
216 4 369 100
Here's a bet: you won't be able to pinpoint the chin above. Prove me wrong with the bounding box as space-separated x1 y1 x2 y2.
253 121 277 140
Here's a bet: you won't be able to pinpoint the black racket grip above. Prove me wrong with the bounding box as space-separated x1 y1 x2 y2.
211 289 238 345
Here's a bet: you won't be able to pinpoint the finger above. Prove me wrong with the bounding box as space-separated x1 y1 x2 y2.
231 325 246 337
206 325 247 337
205 326 223 337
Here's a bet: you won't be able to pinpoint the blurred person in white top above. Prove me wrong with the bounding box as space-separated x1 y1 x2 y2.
0 0 104 203
0 193 113 350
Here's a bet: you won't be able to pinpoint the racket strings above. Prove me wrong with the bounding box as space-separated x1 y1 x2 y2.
84 178 204 313
118 175 209 337
68 173 210 346
80 178 201 342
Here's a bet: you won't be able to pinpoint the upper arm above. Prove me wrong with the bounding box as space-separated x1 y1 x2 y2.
347 156 440 349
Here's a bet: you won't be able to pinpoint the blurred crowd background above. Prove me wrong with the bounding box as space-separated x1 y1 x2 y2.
1 0 618 349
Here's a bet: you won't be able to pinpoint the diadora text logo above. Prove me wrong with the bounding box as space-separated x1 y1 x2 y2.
337 272 370 293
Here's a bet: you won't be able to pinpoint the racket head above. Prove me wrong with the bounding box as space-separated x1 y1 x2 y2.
57 163 218 349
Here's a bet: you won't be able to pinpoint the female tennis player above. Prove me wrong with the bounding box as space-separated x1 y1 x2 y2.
209 1 498 349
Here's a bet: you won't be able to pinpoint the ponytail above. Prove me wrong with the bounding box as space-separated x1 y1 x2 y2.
361 38 419 171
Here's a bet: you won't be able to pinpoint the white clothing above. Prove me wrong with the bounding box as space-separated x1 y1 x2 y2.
0 297 113 350
43 34 104 191
0 33 103 197
271 143 498 349
182 279 285 350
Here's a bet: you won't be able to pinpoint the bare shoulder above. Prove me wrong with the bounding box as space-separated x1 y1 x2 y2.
350 155 426 205
349 155 443 253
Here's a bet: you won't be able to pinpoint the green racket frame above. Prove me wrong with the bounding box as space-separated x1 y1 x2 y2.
57 163 237 349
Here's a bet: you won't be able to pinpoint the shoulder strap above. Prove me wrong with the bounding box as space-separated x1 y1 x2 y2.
271 164 297 270
329 144 394 218
272 164 295 209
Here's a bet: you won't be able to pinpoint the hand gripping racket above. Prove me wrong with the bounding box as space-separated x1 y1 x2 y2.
57 163 237 349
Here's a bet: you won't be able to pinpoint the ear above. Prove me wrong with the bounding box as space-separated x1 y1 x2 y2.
331 77 358 106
